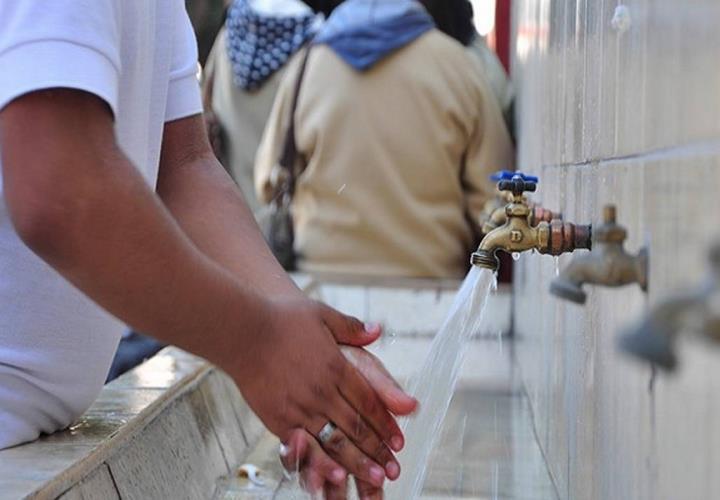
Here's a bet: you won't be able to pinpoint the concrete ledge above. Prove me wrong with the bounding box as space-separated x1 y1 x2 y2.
0 348 261 500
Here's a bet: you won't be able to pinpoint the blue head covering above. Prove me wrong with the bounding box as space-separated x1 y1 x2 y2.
314 0 435 71
225 0 321 91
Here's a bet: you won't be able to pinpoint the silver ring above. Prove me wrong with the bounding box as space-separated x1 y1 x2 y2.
318 422 336 444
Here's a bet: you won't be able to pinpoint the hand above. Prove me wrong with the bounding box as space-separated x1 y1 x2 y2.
280 429 348 499
231 298 409 488
279 346 418 499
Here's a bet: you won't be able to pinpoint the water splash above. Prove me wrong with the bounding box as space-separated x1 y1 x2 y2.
386 267 495 499
511 252 521 261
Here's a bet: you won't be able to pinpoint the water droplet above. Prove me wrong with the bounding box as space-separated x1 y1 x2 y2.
611 4 631 33
388 329 397 345
512 252 521 261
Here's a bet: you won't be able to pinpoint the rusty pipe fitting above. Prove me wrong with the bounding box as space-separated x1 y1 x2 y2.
542 220 592 256
530 205 561 226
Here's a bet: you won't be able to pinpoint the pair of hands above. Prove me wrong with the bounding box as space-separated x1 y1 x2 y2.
229 297 417 499
281 346 416 499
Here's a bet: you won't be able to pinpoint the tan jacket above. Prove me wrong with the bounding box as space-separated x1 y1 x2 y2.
256 30 513 279
205 28 285 218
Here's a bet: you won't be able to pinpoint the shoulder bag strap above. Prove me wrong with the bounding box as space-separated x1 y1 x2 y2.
278 44 313 198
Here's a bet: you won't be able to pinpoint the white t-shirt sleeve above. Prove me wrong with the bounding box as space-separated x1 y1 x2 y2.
165 5 203 123
0 0 121 115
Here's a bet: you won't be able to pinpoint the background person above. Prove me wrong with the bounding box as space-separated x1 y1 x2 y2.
204 0 322 225
256 0 514 279
420 0 514 132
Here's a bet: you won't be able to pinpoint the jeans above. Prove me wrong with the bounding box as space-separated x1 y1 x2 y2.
106 332 165 382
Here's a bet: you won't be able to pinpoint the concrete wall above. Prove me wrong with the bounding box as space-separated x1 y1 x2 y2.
511 1 720 499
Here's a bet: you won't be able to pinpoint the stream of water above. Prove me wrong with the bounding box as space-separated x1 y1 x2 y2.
386 266 495 500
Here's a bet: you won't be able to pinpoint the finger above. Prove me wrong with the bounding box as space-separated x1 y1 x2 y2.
300 468 324 497
318 302 381 346
281 429 347 486
324 478 349 500
329 393 401 480
280 430 308 474
312 421 387 488
341 347 419 416
337 362 405 452
355 477 384 500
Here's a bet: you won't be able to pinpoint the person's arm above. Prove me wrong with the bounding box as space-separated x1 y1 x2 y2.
1 91 243 351
157 112 299 298
0 89 401 487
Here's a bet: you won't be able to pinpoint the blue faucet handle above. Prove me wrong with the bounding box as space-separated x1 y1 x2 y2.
490 170 515 181
490 170 539 183
498 174 537 196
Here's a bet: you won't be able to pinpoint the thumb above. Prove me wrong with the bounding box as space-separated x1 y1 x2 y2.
317 302 381 346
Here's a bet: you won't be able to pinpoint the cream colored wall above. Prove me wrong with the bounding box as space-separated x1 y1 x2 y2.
512 1 720 499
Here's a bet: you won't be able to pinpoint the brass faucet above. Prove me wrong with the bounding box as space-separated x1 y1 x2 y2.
549 205 648 304
471 175 592 272
479 171 562 235
619 242 720 371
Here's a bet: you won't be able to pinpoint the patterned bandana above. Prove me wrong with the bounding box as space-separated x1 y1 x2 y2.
225 0 319 91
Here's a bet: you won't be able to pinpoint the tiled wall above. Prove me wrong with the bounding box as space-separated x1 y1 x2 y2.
511 1 720 499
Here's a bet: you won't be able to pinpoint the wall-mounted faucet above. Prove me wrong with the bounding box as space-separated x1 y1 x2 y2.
549 205 648 304
619 242 720 371
479 171 562 236
471 174 592 272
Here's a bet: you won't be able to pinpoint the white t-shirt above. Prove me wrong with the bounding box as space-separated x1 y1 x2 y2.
0 0 203 449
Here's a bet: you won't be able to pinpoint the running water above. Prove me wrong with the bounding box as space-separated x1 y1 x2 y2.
386 266 495 500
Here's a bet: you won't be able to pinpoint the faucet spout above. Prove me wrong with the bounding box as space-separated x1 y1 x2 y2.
619 241 720 371
619 289 706 370
550 205 648 304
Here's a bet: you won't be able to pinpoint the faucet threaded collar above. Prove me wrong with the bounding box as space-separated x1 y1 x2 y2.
471 249 499 271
